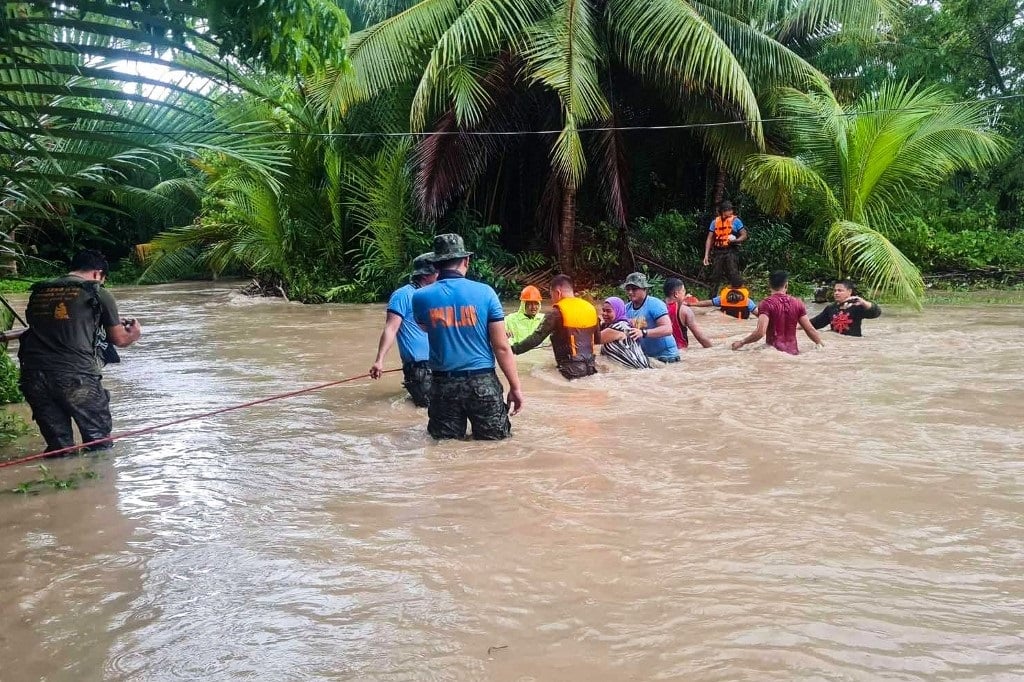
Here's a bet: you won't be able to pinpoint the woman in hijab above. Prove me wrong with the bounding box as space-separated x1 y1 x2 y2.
598 297 650 369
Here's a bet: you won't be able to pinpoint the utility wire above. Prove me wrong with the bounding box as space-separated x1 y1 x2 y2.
9 93 1022 139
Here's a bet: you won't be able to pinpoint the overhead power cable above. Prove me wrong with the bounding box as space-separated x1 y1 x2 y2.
8 93 1022 140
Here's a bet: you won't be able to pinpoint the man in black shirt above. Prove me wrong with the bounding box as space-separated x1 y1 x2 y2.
810 279 881 337
19 250 142 454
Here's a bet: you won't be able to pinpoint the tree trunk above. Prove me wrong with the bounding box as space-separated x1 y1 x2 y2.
985 40 1008 94
712 163 727 208
616 221 636 277
557 184 576 275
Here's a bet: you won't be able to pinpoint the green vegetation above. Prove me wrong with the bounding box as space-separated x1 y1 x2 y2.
743 82 1005 306
0 408 29 448
1 1 1021 304
923 287 1024 306
0 354 22 405
0 280 38 295
0 291 26 446
9 464 99 495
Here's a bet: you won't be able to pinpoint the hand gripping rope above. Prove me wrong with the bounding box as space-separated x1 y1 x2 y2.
0 369 399 469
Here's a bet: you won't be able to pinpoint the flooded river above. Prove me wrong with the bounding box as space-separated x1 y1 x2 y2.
1 282 1023 680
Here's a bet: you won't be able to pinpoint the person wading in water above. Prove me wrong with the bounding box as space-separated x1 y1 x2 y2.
598 297 650 369
17 249 142 455
504 285 545 345
663 278 713 349
692 274 759 320
511 274 600 380
621 272 679 363
810 279 881 337
412 234 523 440
732 270 823 355
369 252 438 407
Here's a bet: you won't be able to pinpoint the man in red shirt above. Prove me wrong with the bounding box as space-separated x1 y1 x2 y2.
731 270 823 355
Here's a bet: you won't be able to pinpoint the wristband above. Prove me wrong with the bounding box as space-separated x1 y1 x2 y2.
641 329 648 338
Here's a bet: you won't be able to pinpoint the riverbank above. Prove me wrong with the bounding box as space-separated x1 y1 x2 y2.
922 287 1024 305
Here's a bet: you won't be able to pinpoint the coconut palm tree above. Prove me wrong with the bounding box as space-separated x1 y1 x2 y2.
0 2 293 255
0 0 348 260
319 0 901 273
742 81 1006 306
140 78 429 300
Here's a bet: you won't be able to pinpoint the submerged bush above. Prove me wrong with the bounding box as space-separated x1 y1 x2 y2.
0 408 28 447
0 354 21 405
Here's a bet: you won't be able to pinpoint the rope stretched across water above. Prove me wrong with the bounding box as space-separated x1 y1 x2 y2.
0 369 398 470
0 316 750 470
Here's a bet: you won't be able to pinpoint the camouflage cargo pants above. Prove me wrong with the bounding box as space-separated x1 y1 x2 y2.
427 370 511 440
19 370 112 454
402 361 432 408
709 247 741 293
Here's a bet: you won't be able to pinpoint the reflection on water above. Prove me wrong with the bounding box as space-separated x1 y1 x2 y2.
2 282 1023 680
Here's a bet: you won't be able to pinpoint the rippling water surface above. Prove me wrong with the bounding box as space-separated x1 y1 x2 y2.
1 282 1023 681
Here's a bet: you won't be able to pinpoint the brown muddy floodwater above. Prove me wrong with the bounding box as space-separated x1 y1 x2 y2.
1 281 1023 681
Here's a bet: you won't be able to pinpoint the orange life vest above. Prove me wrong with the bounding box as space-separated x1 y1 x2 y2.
718 286 751 319
713 216 736 249
553 297 599 362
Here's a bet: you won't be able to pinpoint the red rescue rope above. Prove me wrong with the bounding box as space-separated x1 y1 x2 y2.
0 369 399 469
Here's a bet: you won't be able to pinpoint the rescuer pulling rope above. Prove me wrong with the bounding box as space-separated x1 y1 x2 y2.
0 370 398 469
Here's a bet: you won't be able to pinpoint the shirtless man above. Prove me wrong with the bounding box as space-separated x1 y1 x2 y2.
663 278 712 349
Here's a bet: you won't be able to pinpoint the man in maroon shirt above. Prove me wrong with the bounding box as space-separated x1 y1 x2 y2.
732 270 823 355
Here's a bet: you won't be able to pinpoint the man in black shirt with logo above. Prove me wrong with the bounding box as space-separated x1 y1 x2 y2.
18 250 142 455
810 279 881 337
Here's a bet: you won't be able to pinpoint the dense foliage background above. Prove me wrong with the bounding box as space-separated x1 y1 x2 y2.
2 0 1022 306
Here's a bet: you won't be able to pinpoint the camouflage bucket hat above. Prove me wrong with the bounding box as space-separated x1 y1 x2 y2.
429 233 474 262
411 252 436 277
621 272 651 290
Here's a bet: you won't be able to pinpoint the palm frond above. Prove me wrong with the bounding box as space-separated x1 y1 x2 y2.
825 220 923 306
610 0 769 144
742 153 839 217
347 140 422 293
345 0 463 107
764 0 903 45
857 83 1008 231
520 0 608 187
409 0 550 129
413 54 524 217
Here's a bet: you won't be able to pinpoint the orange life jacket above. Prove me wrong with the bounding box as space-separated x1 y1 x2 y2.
553 297 599 363
713 216 736 249
719 286 751 319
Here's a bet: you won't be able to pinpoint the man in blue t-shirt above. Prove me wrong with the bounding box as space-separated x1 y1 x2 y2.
621 272 679 363
702 201 748 294
412 234 523 440
369 252 438 407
